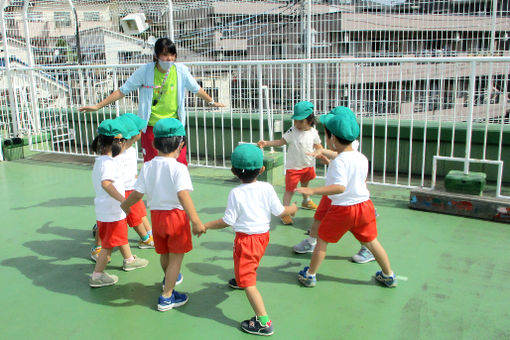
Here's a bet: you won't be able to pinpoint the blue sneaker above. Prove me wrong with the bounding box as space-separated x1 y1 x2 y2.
298 266 316 287
157 290 189 311
241 316 274 336
375 271 397 287
161 273 183 290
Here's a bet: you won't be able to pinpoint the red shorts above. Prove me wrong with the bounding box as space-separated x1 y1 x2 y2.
234 232 269 288
285 167 316 192
141 125 188 165
313 195 332 221
125 190 147 227
151 209 192 254
318 200 377 243
97 219 128 248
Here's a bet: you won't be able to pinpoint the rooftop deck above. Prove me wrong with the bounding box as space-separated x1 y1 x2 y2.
1 153 509 339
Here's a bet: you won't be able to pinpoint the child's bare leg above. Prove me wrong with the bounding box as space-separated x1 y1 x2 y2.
309 219 320 238
162 253 184 297
308 238 328 275
282 191 293 206
361 238 392 275
118 244 133 259
95 231 101 247
300 180 311 201
244 286 267 317
132 224 148 239
141 216 152 233
93 247 112 273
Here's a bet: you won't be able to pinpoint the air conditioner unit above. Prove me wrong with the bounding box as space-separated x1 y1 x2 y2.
121 13 149 35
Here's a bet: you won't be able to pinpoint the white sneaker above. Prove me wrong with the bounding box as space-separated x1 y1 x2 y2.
293 238 316 254
351 246 375 264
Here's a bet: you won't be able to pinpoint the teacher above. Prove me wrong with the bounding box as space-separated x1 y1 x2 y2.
79 37 225 164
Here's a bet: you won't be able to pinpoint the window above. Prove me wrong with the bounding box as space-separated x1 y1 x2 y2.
83 12 100 22
54 12 71 28
27 11 43 23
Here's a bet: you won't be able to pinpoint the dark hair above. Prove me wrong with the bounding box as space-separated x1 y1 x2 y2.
91 134 122 157
333 134 354 146
324 126 332 139
154 136 185 154
153 37 177 61
305 113 316 127
231 167 260 183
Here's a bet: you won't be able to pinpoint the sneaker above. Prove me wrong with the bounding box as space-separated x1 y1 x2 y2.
228 278 242 289
90 246 101 262
241 316 274 336
280 215 293 225
92 223 97 237
293 238 316 254
297 266 316 287
351 246 375 264
89 272 118 288
157 290 189 311
122 255 149 271
375 271 397 287
301 199 318 210
138 235 155 249
161 273 183 290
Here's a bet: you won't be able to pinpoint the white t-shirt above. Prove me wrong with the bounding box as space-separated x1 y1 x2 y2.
92 155 126 222
325 150 370 206
222 181 285 235
116 147 138 190
134 156 193 210
283 127 321 170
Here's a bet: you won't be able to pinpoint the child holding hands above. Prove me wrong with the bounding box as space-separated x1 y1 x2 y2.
295 110 397 288
121 118 205 311
89 119 149 288
258 101 322 225
204 144 298 336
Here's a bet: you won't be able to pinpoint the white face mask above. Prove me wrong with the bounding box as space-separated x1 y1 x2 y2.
158 59 174 72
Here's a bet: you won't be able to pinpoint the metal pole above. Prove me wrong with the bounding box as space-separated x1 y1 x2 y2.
306 0 311 100
22 0 41 134
68 0 82 65
167 0 175 41
489 0 498 56
0 0 19 136
465 61 477 174
257 64 264 141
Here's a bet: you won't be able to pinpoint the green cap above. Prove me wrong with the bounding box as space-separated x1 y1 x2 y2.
319 106 355 126
153 118 186 138
115 116 138 139
231 143 263 170
121 113 147 131
291 101 314 120
325 110 360 142
97 119 128 138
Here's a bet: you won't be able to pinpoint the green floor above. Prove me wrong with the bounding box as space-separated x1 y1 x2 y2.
1 154 509 339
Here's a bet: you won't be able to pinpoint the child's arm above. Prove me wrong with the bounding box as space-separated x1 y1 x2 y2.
295 184 345 197
120 190 144 214
279 202 298 218
204 218 230 231
102 180 126 202
178 190 206 237
257 138 286 149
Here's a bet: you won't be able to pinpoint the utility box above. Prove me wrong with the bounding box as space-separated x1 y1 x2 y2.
444 170 486 196
259 151 284 187
2 138 25 161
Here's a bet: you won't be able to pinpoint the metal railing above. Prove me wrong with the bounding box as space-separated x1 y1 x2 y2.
1 57 509 197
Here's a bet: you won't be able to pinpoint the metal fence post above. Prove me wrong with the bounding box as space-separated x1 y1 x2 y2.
465 61 477 174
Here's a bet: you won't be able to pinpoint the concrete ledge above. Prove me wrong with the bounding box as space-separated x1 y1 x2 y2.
410 188 510 223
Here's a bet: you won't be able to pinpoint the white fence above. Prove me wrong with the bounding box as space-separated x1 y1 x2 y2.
1 57 509 196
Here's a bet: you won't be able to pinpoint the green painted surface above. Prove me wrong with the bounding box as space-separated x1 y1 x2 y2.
1 155 510 339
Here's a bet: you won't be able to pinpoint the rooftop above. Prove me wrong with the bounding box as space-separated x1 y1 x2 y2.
1 153 509 338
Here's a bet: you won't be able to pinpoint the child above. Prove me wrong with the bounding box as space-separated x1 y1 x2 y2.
258 101 322 225
115 114 155 249
293 107 376 264
295 110 397 288
121 118 205 311
89 119 149 288
204 143 298 336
